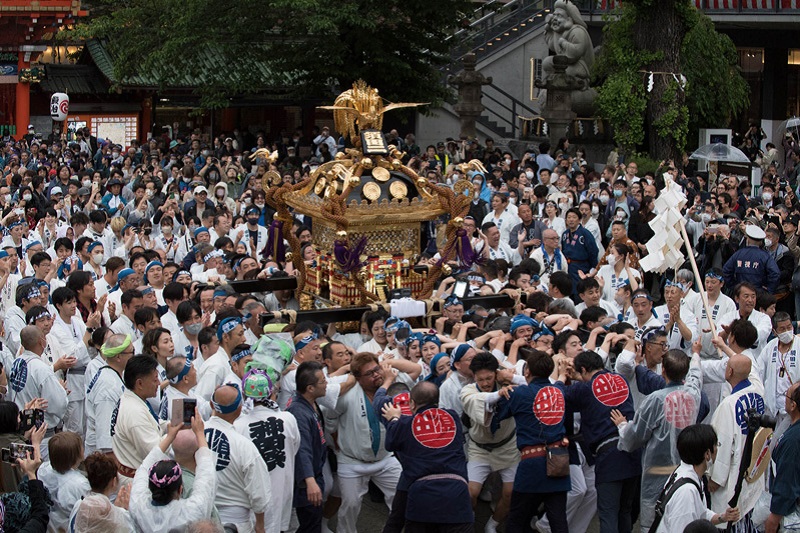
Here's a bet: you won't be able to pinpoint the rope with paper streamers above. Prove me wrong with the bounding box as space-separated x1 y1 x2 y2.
639 70 688 93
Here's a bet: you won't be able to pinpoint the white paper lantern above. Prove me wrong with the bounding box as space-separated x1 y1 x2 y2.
50 93 69 121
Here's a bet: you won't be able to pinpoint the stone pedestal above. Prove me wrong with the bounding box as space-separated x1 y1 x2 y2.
448 53 492 140
536 55 581 149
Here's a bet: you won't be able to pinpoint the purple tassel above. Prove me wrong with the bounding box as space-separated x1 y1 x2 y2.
438 228 479 268
334 236 368 274
264 220 286 262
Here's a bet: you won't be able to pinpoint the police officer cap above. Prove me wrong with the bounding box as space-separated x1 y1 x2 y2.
745 224 766 240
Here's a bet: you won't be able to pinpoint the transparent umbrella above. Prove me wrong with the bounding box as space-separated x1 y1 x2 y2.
689 142 752 164
777 117 800 132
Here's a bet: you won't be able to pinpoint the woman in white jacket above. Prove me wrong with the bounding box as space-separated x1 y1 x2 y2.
130 410 217 533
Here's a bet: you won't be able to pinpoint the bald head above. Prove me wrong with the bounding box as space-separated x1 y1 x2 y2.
727 354 751 386
20 325 44 352
411 381 439 410
105 333 129 351
542 229 559 241
172 429 199 465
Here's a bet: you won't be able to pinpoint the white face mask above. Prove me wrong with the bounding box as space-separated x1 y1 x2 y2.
763 192 773 202
146 190 154 198
509 197 516 205
22 193 31 202
764 238 773 248
91 253 103 265
558 203 569 212
505 158 511 165
591 205 599 216
599 194 610 205
700 213 712 223
607 255 617 267
778 331 795 345
526 170 534 179
83 180 92 188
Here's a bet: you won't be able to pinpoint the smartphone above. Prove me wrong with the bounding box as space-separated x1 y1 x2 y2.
453 280 468 299
171 398 196 427
1 443 34 463
707 224 720 234
19 409 44 432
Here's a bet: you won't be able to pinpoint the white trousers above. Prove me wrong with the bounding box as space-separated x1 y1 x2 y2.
537 450 598 533
62 400 85 435
336 455 402 533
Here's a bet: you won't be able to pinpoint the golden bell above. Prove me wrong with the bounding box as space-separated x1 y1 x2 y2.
417 177 428 187
441 264 453 276
357 270 368 282
336 230 348 239
348 176 361 188
285 252 294 262
361 158 374 170
335 152 346 160
391 159 402 169
452 217 464 225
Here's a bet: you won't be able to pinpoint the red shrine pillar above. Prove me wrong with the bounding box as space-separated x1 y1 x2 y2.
15 52 30 139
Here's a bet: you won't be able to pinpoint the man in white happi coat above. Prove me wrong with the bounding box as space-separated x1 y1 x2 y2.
0 249 21 320
235 369 300 533
112 354 164 478
625 290 662 341
692 269 737 418
708 352 766 530
757 312 800 436
5 282 44 355
205 383 272 533
109 289 144 340
653 281 698 355
159 356 212 422
8 326 68 460
717 282 772 354
84 333 131 456
49 286 101 434
323 352 402 533
196 316 246 401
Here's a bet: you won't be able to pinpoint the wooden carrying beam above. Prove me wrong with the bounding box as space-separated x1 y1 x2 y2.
257 293 520 326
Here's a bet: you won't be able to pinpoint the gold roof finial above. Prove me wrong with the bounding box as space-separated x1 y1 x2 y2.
318 81 428 143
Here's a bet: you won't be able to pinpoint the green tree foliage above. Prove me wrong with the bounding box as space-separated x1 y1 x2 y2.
594 1 749 160
70 0 472 108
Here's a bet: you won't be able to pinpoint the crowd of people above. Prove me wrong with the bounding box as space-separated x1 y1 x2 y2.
0 121 797 533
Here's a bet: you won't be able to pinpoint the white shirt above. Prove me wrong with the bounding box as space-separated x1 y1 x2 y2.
195 348 230 401
38 464 90 533
717 308 772 354
324 383 389 465
655 462 715 533
576 299 620 318
110 313 138 340
205 416 272 523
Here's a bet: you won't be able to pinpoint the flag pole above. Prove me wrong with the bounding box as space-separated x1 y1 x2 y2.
678 218 721 349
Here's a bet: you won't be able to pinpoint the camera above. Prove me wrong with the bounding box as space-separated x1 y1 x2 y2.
1 443 34 463
747 409 777 432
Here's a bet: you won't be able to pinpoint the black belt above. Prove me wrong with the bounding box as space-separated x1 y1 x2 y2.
470 430 516 452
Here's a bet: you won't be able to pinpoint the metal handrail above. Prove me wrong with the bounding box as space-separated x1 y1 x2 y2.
479 83 539 138
577 0 800 15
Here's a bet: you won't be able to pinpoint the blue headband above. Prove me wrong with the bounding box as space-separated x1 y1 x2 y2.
117 268 136 282
121 224 133 235
705 272 724 281
213 289 227 298
405 332 423 347
451 343 472 369
173 270 191 282
295 333 319 351
168 358 193 384
146 260 163 273
422 334 441 348
664 280 686 292
443 297 463 309
139 286 154 296
24 240 41 251
642 326 666 345
532 325 555 341
386 319 410 334
0 251 9 260
428 353 449 378
194 227 209 238
211 384 242 414
204 249 223 262
87 241 103 253
510 315 537 334
217 317 243 340
7 220 23 230
231 346 252 363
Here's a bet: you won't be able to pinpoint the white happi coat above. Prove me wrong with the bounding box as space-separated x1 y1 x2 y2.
234 402 300 533
111 389 163 471
84 364 125 454
49 313 92 406
439 371 472 420
692 293 736 359
195 348 230 401
709 375 765 519
130 446 217 533
37 464 90 533
758 335 800 419
205 416 272 529
717 309 772 354
653 304 699 354
9 350 68 429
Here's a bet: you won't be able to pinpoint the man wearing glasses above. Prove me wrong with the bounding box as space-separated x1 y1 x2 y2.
323 352 402 533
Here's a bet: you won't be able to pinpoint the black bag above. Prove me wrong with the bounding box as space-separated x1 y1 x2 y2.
648 471 702 533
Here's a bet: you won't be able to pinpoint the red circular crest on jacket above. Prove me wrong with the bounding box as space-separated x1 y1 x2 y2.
664 390 696 429
592 373 629 407
412 408 457 448
533 386 565 426
393 392 413 416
